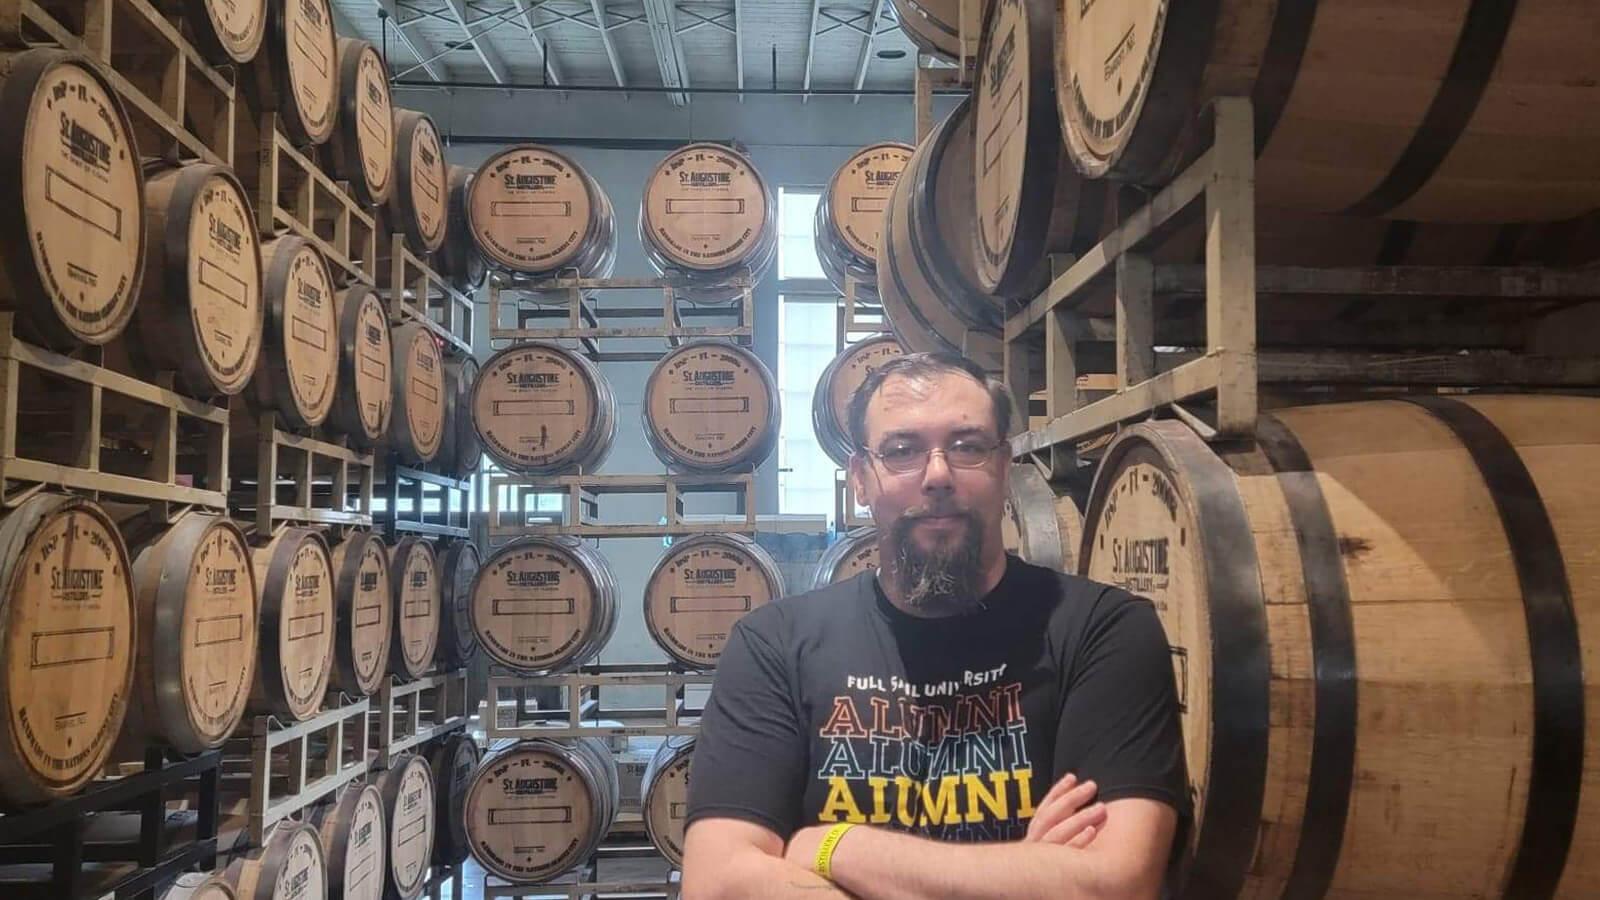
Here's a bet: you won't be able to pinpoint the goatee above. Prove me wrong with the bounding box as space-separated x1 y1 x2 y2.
888 511 985 615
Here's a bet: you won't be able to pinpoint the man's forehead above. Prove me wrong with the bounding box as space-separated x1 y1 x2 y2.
865 371 996 437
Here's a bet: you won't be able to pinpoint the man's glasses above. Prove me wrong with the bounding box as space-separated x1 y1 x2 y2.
865 437 1002 475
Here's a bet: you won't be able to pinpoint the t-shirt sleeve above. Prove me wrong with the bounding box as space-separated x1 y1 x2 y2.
684 616 808 838
1053 589 1191 815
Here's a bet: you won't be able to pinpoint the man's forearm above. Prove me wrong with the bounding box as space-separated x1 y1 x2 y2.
685 848 856 900
826 826 1112 900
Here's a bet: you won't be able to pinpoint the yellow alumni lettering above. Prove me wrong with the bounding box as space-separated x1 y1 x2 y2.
962 771 1010 823
820 776 865 823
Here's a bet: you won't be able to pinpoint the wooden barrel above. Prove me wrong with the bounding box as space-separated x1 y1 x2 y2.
437 164 486 290
386 111 448 256
253 236 339 430
387 322 445 464
467 144 616 279
1080 395 1600 899
326 39 394 209
473 343 616 475
815 143 914 300
877 97 1005 372
248 527 335 722
809 528 879 591
134 161 265 397
641 736 694 868
1001 463 1082 573
973 0 1105 298
811 334 904 466
436 539 480 668
0 50 144 349
888 0 989 62
224 820 326 900
465 738 619 884
329 284 393 447
1058 1 1600 222
252 0 336 147
640 143 777 303
375 752 435 900
0 494 135 806
439 356 482 480
309 783 385 900
120 512 257 754
388 537 439 680
427 731 481 867
472 537 618 673
643 534 784 670
162 871 236 900
172 0 265 66
328 531 391 698
643 342 780 473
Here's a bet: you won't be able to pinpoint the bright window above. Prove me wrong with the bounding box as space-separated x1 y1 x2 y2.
778 188 825 280
778 293 838 523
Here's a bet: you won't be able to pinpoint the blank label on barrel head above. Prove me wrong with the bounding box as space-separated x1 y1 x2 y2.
490 806 572 825
473 543 596 670
644 145 770 270
668 595 752 614
7 506 132 793
193 614 245 646
23 62 142 343
470 147 594 272
189 173 261 394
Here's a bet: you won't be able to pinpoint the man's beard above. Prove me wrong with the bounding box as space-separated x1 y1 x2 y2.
887 510 985 615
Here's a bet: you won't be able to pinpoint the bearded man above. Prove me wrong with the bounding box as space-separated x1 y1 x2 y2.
682 352 1189 900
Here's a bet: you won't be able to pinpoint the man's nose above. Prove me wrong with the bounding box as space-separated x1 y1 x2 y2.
921 449 955 493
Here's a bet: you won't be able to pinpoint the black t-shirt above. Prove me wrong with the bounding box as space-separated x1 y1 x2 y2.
686 556 1190 843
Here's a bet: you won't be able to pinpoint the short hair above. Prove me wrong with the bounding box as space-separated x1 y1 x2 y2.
845 351 1014 453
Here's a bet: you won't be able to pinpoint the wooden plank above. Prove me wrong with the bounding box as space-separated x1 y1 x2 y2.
1007 146 1214 339
1155 265 1600 298
1011 355 1224 454
1116 253 1155 388
1207 96 1257 436
1254 352 1600 386
488 326 752 341
2 459 225 507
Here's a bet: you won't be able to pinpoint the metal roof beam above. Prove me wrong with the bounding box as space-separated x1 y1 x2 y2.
851 0 885 103
591 0 629 87
733 0 743 96
514 0 564 84
443 0 510 83
374 0 441 80
801 0 821 102
642 0 690 105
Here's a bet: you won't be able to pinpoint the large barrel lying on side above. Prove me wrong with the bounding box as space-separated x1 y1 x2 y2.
877 97 1005 372
161 871 236 900
134 160 265 397
388 537 440 680
815 143 914 300
118 511 257 754
1057 1 1600 222
0 494 136 806
437 165 487 290
467 145 616 281
639 143 777 303
248 527 335 722
309 783 385 900
327 530 391 698
224 820 327 900
388 321 445 465
167 0 266 66
888 0 990 62
385 110 449 257
643 534 784 669
465 738 619 884
473 343 617 475
325 38 394 209
436 539 480 668
812 334 904 466
329 284 393 448
428 731 481 866
810 528 880 592
472 537 618 673
1002 463 1083 573
641 736 695 868
0 50 145 349
240 0 337 147
1080 395 1600 899
642 341 780 473
375 752 435 900
251 236 340 430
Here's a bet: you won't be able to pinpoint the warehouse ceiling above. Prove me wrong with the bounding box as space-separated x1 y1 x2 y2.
331 0 923 99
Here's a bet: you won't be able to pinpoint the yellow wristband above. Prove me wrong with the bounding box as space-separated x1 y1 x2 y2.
813 823 857 882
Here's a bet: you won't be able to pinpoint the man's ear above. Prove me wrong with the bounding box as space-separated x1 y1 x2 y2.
848 453 872 508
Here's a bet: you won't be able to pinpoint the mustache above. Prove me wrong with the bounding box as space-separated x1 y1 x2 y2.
901 503 969 519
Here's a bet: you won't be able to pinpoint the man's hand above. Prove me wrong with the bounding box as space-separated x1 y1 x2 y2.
1022 773 1106 848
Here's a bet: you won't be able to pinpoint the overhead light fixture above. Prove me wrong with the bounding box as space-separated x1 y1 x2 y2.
876 49 906 59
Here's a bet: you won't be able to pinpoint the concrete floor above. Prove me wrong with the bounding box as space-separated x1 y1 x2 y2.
432 857 677 899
